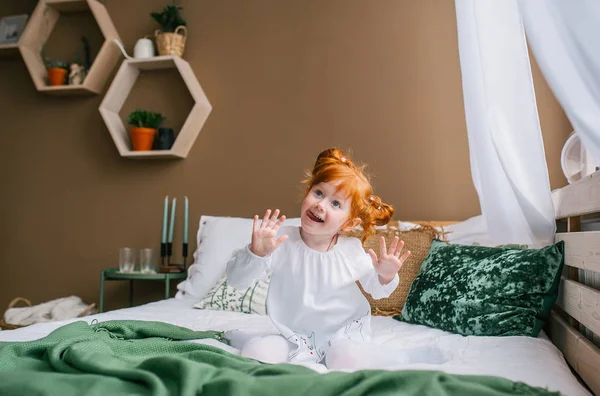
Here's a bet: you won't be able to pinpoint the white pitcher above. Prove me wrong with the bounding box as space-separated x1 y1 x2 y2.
133 38 155 59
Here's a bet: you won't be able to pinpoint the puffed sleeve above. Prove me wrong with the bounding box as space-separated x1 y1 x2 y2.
344 236 400 300
358 270 399 300
226 245 272 290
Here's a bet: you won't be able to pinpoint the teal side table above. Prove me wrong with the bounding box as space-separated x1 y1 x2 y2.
99 268 187 313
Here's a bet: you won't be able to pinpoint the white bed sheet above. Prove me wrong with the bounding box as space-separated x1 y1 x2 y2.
0 298 590 396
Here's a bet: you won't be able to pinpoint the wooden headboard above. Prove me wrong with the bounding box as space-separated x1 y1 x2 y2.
547 170 600 395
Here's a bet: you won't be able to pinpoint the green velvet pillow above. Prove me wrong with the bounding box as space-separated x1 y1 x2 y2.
399 239 564 337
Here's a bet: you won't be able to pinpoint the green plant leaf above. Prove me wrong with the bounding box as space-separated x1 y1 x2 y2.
127 109 165 128
150 5 186 33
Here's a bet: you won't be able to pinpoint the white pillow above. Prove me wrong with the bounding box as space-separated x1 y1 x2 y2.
194 272 270 315
176 215 300 300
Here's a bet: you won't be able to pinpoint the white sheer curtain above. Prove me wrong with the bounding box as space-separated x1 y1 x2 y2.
454 0 556 246
517 0 600 346
517 0 600 165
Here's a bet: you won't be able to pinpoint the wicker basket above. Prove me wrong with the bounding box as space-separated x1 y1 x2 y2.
343 221 447 316
0 297 96 330
155 26 187 57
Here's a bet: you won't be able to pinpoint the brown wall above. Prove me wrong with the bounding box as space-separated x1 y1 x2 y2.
0 0 572 311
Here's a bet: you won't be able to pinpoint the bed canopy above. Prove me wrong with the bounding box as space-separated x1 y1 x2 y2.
455 0 600 246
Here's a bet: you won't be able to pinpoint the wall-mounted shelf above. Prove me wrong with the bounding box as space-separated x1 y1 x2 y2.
0 43 20 57
18 0 121 95
99 56 212 159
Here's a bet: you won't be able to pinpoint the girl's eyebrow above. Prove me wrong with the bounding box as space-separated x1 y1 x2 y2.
331 190 349 203
317 183 348 202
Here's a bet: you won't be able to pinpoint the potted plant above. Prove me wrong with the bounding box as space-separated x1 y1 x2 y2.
126 109 165 151
41 46 70 86
44 58 69 86
151 4 187 57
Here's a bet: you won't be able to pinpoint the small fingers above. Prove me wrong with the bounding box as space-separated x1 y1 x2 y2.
379 236 387 258
273 215 286 232
399 250 411 263
389 236 399 255
276 234 289 246
394 240 405 257
253 215 259 232
368 249 378 267
268 209 281 228
261 209 272 228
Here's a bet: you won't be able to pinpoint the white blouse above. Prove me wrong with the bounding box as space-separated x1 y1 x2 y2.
226 225 399 363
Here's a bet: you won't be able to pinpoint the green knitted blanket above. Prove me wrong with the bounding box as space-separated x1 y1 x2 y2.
0 320 559 396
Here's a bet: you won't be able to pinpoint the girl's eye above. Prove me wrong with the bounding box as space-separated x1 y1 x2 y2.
315 190 323 197
332 200 341 208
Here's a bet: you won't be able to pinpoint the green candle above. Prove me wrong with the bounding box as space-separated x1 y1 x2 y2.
162 196 168 244
184 197 188 244
168 198 176 243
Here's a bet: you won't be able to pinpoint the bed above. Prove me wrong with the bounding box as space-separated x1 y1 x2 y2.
0 172 599 396
0 296 590 395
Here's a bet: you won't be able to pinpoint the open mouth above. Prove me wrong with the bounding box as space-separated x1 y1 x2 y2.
307 210 325 223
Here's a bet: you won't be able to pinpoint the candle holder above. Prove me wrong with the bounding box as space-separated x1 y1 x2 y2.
166 242 172 266
160 242 166 265
158 195 188 273
159 264 185 273
183 242 188 270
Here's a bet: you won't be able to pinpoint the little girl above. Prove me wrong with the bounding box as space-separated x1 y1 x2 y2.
226 148 435 371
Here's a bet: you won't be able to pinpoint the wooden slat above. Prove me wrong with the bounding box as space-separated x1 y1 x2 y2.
556 232 600 272
553 170 600 219
566 218 582 319
556 278 600 336
547 312 600 396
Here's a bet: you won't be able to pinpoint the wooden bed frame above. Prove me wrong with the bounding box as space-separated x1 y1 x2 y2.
414 170 600 395
549 170 600 395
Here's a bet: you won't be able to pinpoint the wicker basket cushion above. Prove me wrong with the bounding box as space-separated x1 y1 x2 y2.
343 222 442 316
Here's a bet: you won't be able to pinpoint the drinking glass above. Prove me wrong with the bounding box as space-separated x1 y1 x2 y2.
140 248 157 273
119 247 136 273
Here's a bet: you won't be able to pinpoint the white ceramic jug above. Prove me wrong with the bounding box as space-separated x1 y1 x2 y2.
133 38 155 59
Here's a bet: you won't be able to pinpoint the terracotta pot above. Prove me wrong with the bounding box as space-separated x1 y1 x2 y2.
130 127 157 151
47 67 67 86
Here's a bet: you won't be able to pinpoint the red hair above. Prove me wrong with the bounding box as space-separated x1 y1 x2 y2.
302 148 394 241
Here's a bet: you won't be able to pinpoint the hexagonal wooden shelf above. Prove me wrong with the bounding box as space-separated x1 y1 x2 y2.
18 0 121 95
99 56 212 159
0 43 20 57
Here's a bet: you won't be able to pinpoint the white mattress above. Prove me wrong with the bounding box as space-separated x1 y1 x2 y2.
0 298 590 396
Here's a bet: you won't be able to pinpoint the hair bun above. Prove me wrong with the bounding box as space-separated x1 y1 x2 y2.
316 148 343 161
373 201 394 226
312 148 350 175
316 148 351 165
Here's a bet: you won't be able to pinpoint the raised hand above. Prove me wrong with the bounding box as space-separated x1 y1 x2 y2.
250 209 289 257
368 236 411 284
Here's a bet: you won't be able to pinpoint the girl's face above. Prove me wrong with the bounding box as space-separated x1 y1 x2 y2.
301 181 355 236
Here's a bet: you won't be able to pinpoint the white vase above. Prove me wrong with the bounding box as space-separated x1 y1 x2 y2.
133 38 155 59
